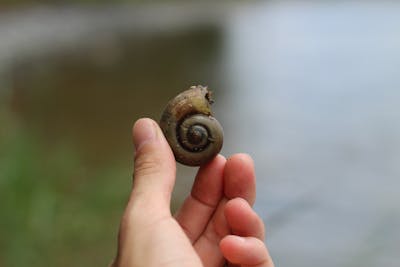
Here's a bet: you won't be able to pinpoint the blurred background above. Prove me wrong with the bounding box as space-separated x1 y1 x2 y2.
1 1 399 267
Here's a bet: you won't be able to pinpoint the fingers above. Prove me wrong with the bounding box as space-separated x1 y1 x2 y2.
196 153 257 240
224 154 256 205
225 198 265 240
220 236 274 267
175 155 226 242
223 198 272 267
221 160 271 267
129 118 176 216
193 154 257 266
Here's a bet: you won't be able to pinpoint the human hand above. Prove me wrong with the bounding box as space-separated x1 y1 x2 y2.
111 118 274 267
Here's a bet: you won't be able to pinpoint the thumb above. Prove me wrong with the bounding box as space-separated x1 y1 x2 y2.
130 118 176 212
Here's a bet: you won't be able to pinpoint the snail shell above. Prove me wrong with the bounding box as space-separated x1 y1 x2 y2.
159 85 223 166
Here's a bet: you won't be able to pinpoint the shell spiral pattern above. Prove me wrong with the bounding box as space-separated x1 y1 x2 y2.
159 85 223 166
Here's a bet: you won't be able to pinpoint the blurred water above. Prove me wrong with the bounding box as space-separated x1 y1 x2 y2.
0 5 226 266
1 2 400 267
220 2 400 267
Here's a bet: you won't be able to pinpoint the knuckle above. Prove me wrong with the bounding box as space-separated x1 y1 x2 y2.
134 152 163 177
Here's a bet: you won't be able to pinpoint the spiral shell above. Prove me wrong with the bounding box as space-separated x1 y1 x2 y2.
159 85 224 166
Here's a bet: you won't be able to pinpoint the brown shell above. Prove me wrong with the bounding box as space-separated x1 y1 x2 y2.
159 85 224 166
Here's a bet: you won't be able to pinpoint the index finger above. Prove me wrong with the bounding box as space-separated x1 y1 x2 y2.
223 153 256 205
175 155 226 243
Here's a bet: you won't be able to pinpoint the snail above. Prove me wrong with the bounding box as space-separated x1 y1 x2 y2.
159 85 223 166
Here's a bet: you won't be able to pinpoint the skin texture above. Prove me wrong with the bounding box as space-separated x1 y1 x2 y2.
111 118 274 267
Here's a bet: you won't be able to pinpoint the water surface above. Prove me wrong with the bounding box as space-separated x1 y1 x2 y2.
1 2 399 267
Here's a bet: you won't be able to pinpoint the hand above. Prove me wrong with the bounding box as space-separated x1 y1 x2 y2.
111 118 274 267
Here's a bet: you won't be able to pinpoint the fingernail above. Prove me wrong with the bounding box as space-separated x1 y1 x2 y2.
133 119 157 152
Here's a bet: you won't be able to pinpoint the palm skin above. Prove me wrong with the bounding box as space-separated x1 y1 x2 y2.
112 119 274 267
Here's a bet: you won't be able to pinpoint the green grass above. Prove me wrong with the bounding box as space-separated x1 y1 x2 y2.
0 110 130 267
